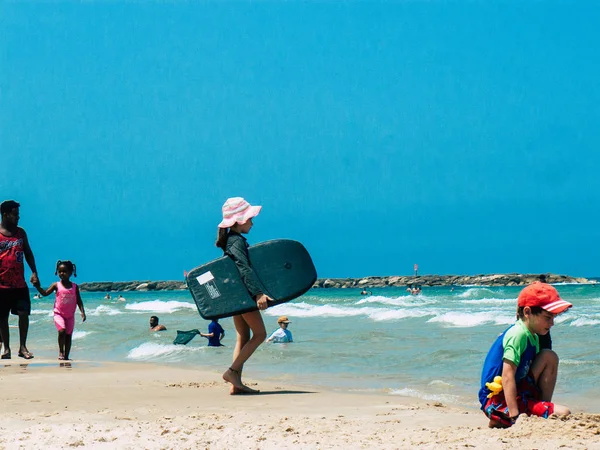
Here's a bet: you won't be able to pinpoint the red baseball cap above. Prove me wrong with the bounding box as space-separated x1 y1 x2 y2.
517 282 573 314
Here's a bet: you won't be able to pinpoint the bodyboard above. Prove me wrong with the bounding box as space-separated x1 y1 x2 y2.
186 239 317 320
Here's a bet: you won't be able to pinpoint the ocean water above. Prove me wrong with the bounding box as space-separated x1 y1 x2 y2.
15 284 600 413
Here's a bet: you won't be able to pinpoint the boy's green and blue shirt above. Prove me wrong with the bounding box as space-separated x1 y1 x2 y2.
478 320 539 408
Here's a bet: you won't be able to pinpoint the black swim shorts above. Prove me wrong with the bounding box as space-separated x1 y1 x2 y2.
0 288 31 316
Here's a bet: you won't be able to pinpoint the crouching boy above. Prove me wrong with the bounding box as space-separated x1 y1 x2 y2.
479 282 572 428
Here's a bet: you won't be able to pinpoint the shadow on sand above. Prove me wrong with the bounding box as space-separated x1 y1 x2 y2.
253 389 316 396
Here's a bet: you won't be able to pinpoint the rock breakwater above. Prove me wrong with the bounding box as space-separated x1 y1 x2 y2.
78 273 595 292
80 281 187 292
313 273 594 289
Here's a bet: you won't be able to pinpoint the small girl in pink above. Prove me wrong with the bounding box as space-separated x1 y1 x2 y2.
34 260 86 360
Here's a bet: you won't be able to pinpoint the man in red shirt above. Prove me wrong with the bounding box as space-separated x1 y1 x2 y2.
0 200 39 359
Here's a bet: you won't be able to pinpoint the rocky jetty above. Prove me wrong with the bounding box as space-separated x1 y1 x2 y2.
78 273 595 292
80 281 187 292
312 273 595 289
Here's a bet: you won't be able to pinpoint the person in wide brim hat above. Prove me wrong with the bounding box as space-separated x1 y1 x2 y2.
215 197 272 395
267 316 293 343
218 197 262 229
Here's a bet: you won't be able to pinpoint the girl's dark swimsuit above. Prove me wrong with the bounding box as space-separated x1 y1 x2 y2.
224 231 263 299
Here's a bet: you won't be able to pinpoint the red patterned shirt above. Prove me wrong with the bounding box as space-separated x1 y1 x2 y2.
0 229 27 289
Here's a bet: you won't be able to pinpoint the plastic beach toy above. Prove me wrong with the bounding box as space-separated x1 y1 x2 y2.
485 376 503 398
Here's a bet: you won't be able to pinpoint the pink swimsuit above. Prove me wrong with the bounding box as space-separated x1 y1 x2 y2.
54 281 77 334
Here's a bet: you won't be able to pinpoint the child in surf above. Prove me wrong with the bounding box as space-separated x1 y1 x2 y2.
34 260 86 360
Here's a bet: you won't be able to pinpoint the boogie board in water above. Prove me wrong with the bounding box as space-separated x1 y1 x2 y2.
186 239 317 320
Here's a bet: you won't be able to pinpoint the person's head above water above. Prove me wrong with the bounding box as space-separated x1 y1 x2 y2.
277 316 291 328
215 197 262 250
149 316 166 331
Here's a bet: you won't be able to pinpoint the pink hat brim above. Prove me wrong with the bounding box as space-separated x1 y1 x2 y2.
218 205 262 228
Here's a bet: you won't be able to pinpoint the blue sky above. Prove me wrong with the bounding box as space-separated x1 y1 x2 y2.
2 2 599 282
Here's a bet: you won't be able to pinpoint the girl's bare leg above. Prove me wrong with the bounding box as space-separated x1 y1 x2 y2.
226 314 249 393
57 329 66 360
232 314 250 363
64 333 72 360
222 311 266 393
228 314 249 394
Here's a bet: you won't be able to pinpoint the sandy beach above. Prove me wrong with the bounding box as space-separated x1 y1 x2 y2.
0 360 598 450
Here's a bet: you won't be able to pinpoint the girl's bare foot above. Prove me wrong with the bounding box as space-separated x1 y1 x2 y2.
230 384 260 395
223 367 244 389
223 368 260 394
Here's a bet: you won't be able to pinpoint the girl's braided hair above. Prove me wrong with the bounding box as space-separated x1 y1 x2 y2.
55 260 77 277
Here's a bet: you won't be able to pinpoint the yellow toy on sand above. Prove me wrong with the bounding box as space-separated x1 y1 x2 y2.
486 376 503 398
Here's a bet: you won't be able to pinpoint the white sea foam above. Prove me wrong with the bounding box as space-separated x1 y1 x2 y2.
31 309 52 316
89 305 122 316
457 288 501 299
428 379 453 388
125 300 196 314
356 295 437 307
552 314 571 325
390 387 459 404
267 304 381 318
127 342 203 360
561 359 600 366
428 311 514 327
570 317 600 327
265 301 314 313
72 331 92 340
266 303 430 321
460 298 515 306
369 309 432 321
